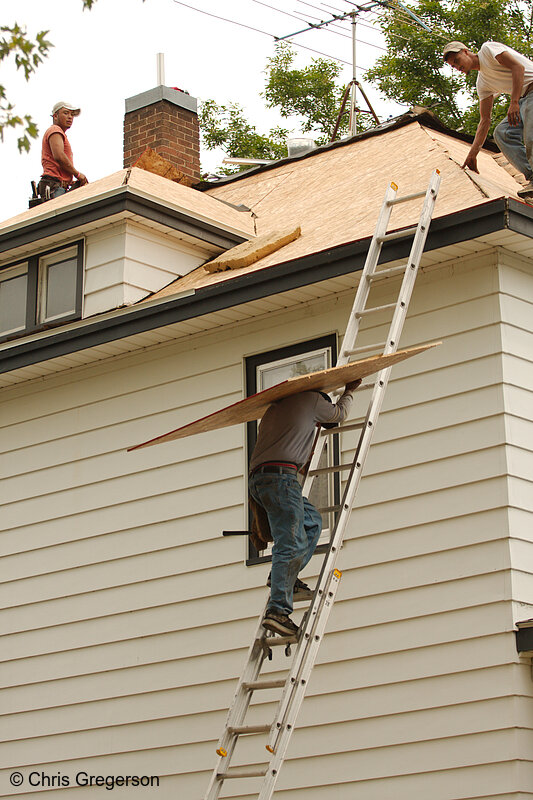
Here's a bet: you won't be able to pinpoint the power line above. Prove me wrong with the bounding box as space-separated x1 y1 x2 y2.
297 8 388 50
172 0 355 65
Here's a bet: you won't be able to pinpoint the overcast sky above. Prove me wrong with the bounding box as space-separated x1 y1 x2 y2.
1 0 404 222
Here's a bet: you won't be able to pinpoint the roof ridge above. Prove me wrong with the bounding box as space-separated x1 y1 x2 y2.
418 123 491 200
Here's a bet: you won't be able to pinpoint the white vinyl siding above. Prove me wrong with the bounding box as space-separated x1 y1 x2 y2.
499 253 533 650
0 249 532 798
83 219 218 317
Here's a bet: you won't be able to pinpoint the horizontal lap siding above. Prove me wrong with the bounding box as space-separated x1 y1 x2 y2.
0 254 531 798
499 251 533 785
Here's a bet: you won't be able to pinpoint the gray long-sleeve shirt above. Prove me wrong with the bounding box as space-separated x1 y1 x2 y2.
249 390 354 473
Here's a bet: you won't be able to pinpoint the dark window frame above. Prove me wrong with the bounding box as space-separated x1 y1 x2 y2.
0 240 84 343
245 333 339 566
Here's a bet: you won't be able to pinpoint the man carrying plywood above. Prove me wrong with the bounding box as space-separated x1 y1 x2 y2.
249 382 361 637
444 40 533 198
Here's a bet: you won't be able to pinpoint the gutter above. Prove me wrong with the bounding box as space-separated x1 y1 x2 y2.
1 197 532 376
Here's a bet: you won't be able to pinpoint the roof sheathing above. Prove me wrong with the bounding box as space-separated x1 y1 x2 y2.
149 119 524 299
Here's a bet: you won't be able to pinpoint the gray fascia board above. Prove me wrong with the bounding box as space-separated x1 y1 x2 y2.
0 197 530 376
125 86 197 114
0 188 246 257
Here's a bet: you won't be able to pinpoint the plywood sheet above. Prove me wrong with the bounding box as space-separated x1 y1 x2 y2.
129 342 440 450
204 225 301 272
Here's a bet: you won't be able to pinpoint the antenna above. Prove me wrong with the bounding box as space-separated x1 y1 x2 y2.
277 3 381 138
156 53 165 86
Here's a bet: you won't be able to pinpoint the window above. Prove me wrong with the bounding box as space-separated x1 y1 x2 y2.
0 242 83 342
0 264 28 337
38 247 79 323
245 334 339 565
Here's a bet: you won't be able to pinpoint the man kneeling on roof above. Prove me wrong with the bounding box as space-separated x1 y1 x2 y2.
249 381 361 637
443 40 533 198
38 102 88 200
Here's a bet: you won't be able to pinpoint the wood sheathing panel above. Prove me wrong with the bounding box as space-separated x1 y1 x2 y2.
147 121 523 300
203 226 301 273
129 342 439 449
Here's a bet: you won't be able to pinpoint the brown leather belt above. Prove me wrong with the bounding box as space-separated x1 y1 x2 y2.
522 83 533 98
251 462 298 476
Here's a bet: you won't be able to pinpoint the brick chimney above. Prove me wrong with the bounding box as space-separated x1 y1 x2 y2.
124 86 200 181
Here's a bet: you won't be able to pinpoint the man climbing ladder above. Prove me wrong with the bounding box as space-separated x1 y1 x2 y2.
249 382 361 636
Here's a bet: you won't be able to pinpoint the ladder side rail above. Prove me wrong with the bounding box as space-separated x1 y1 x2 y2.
258 570 342 800
301 181 398 499
263 544 336 748
265 169 442 757
381 170 441 360
336 180 399 366
264 404 373 754
313 169 441 563
204 619 271 800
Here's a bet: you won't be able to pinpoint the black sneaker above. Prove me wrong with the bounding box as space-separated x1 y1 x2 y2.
262 610 299 636
293 577 314 602
266 574 314 602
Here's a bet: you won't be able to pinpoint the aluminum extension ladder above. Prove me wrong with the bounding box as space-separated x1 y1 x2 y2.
204 169 441 800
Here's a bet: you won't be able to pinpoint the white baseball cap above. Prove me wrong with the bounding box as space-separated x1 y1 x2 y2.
443 42 468 61
52 101 81 116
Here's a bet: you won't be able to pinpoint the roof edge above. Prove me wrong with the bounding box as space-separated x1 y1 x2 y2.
195 108 496 190
0 187 247 259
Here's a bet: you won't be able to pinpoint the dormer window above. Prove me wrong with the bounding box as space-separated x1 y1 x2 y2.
38 246 80 324
0 241 83 341
0 263 28 337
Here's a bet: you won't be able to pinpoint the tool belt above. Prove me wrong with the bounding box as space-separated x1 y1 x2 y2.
38 175 72 194
249 496 273 552
248 462 299 551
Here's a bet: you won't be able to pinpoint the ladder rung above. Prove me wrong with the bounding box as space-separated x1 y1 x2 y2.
243 679 286 691
367 264 407 281
377 225 418 242
317 504 342 514
345 341 386 355
218 767 268 780
228 724 271 735
264 635 299 647
309 463 353 476
355 302 396 318
386 189 426 205
321 421 364 436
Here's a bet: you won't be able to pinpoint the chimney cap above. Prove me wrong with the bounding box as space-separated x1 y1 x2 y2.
125 85 197 115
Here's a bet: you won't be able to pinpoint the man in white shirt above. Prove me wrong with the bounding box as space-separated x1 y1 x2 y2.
444 41 533 197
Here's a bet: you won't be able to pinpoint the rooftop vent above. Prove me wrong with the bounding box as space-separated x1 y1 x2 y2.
287 137 316 158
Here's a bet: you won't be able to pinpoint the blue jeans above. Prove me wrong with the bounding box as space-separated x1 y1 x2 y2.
494 93 533 181
249 472 322 616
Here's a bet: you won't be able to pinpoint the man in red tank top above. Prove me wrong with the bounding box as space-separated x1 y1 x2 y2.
39 102 88 199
